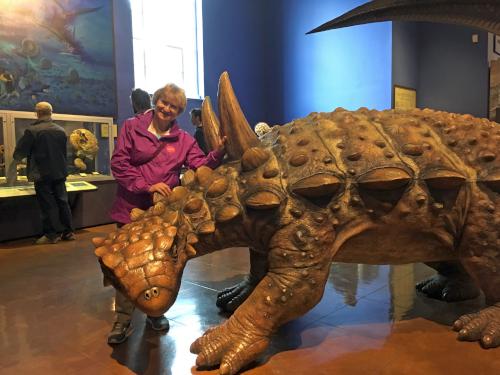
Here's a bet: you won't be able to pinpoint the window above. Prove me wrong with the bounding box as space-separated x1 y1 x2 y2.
131 0 204 99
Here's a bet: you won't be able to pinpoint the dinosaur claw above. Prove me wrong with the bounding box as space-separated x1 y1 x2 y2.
458 328 470 340
195 353 206 366
452 319 463 331
481 335 493 347
190 340 200 354
219 362 231 375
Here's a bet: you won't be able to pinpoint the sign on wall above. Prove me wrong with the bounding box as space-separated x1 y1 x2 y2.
393 85 417 110
489 34 500 122
0 0 116 116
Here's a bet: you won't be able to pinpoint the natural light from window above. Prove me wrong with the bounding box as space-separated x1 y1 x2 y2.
130 0 204 99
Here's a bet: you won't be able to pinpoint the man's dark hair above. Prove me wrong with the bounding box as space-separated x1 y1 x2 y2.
131 88 151 114
190 108 202 119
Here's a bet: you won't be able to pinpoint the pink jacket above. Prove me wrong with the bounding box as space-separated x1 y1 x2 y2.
109 110 223 224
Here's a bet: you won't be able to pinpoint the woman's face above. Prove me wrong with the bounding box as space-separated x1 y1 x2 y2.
155 92 180 123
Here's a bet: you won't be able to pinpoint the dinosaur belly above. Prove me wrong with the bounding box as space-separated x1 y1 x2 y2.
332 224 457 264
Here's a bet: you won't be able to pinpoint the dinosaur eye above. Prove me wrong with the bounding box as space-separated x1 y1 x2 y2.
152 287 159 297
144 290 151 300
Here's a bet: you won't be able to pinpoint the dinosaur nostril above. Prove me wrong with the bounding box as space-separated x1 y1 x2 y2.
144 290 151 300
152 287 160 297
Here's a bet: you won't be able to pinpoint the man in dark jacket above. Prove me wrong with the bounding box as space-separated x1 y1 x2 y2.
13 102 75 244
189 108 208 154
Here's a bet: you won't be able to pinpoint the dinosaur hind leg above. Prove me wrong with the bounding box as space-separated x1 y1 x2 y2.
216 248 268 312
416 261 480 302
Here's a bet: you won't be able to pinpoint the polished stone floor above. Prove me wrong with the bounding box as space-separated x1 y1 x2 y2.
1 224 499 374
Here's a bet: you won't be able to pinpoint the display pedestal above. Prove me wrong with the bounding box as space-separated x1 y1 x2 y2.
0 179 117 242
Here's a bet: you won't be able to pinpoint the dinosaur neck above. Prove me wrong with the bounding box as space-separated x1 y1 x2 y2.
179 164 252 257
192 222 251 258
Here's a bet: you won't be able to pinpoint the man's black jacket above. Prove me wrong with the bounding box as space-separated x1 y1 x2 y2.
13 119 68 181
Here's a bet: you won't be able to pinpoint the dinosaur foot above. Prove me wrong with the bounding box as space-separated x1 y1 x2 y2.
453 303 500 348
416 274 480 302
216 276 256 312
190 320 269 375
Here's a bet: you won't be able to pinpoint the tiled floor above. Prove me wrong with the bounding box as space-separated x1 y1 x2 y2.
1 224 499 374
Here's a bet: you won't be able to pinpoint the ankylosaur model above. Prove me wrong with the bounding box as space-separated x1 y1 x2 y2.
94 71 500 375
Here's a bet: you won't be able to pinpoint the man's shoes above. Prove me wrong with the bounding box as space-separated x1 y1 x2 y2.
61 232 76 241
35 235 60 245
107 321 132 345
146 315 170 331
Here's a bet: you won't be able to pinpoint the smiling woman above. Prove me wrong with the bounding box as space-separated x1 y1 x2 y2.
105 78 225 345
130 0 204 99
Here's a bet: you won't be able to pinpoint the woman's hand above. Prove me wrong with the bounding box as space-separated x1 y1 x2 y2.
149 182 172 196
216 136 228 154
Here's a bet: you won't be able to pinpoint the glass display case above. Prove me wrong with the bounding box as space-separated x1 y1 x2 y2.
0 114 5 179
0 110 115 194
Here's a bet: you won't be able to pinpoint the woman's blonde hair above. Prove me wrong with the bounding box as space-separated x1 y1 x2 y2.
152 83 187 114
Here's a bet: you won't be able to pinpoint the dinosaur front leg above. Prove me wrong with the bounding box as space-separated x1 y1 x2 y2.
216 248 268 312
455 256 500 348
454 189 500 348
191 228 333 375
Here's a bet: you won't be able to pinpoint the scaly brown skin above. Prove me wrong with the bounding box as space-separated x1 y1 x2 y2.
94 73 500 374
192 220 334 373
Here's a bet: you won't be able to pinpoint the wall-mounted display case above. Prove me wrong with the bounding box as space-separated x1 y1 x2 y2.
0 110 115 193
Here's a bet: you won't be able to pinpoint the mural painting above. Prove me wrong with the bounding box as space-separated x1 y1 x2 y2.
0 0 115 116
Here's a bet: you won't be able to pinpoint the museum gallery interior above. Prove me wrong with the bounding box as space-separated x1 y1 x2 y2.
1 0 500 374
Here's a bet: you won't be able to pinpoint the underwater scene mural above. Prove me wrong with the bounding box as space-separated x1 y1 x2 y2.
0 0 115 116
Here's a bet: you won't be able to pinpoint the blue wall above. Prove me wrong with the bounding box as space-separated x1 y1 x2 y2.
417 23 488 117
114 0 277 132
113 0 406 130
203 0 275 129
279 0 393 123
114 1 489 129
392 21 419 92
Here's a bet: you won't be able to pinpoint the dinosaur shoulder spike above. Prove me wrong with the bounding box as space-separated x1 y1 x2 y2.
241 147 270 172
181 169 196 187
92 237 106 247
358 167 412 190
130 208 145 221
163 211 180 226
291 173 344 198
483 169 500 193
183 197 204 214
423 169 466 190
197 220 216 234
218 72 260 160
168 186 189 203
187 233 199 245
206 177 229 198
215 204 241 223
202 96 223 152
196 166 215 188
245 191 282 210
